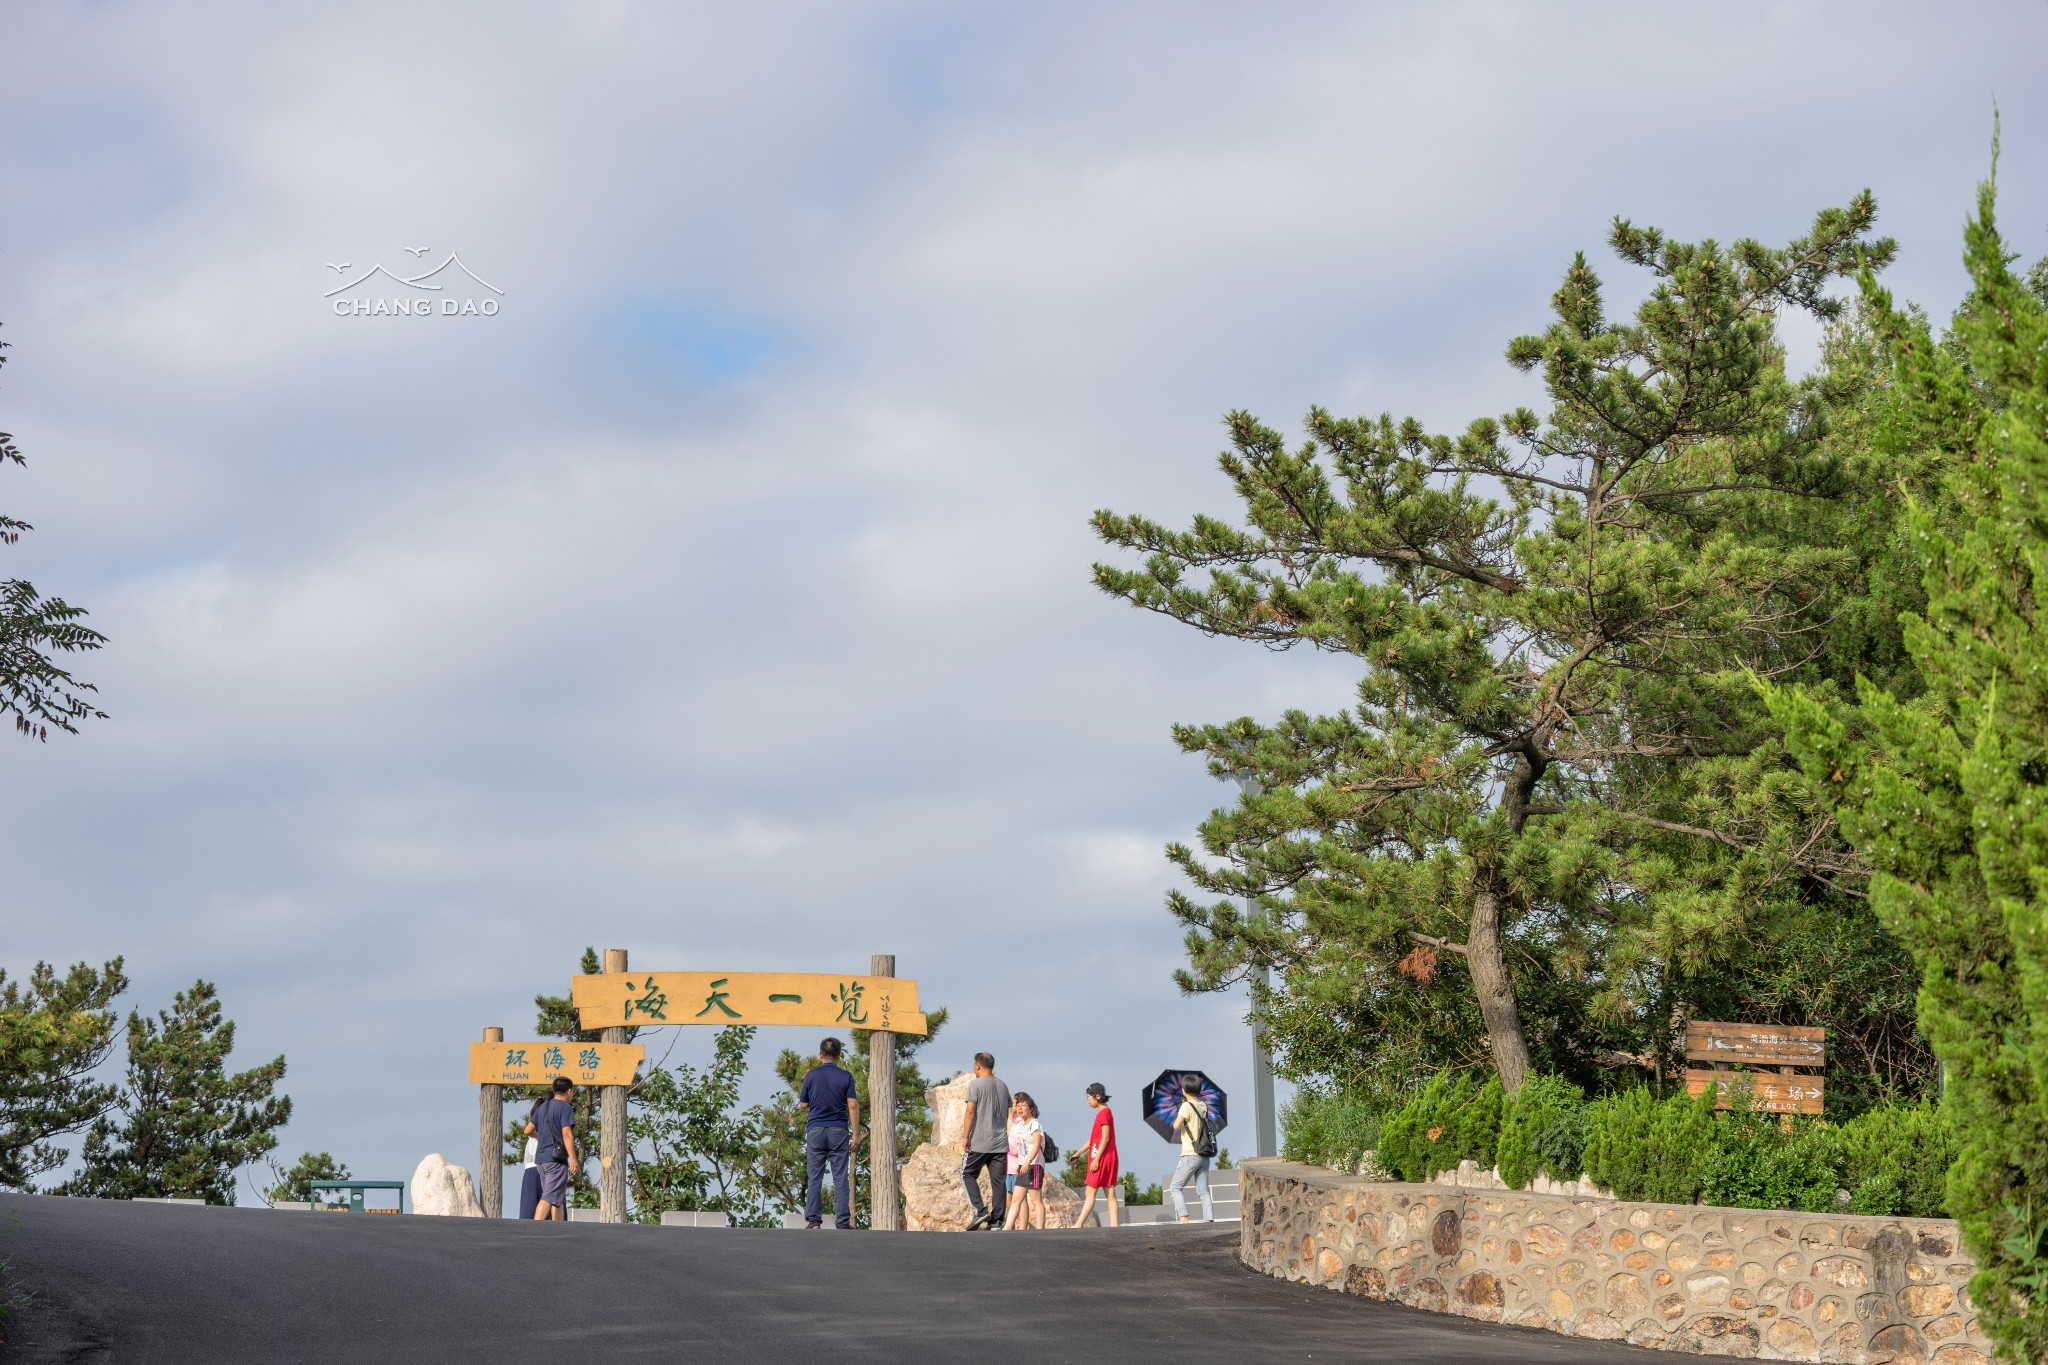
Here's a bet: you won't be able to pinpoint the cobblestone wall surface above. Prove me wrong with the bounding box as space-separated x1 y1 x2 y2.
1239 1159 1985 1363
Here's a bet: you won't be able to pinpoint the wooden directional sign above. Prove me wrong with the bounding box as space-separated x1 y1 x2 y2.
1684 1021 1825 1115
1685 1022 1825 1068
468 1041 644 1087
1685 1070 1825 1115
572 972 927 1035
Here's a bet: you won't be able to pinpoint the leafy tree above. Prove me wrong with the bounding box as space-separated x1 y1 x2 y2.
1093 199 1895 1090
628 1025 768 1226
752 1009 948 1225
0 958 128 1189
1771 152 2048 1361
60 980 290 1204
262 1150 349 1206
0 324 106 741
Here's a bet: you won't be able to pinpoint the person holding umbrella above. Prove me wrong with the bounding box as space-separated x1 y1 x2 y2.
1168 1074 1217 1223
1073 1082 1120 1228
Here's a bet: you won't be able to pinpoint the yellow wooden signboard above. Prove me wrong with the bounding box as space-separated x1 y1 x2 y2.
468 1041 645 1087
571 972 926 1035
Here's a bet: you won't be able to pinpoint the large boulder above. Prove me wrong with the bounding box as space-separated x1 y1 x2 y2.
902 1074 1084 1230
410 1153 484 1217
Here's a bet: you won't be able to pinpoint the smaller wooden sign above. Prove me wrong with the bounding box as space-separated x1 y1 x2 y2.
1685 1070 1825 1115
468 1041 644 1087
1685 1022 1825 1068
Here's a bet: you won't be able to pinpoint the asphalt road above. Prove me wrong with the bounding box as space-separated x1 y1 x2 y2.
0 1194 1659 1364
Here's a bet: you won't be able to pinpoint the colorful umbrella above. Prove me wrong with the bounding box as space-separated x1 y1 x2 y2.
1142 1069 1227 1144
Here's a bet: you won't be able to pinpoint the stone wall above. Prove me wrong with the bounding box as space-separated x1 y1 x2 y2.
1239 1158 1987 1363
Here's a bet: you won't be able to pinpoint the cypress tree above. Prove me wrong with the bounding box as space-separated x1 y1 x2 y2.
1772 151 2048 1360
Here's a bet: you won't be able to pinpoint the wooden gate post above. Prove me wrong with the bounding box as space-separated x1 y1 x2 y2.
868 953 900 1231
479 1026 504 1218
600 948 629 1224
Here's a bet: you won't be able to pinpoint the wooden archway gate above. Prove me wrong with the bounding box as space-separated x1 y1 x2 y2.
473 950 926 1228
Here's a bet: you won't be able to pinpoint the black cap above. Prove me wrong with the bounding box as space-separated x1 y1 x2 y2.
1085 1082 1110 1100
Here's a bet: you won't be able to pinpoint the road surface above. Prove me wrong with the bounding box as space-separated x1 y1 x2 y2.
0 1193 1657 1364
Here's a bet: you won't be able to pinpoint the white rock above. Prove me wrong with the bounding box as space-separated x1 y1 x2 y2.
927 1072 971 1147
410 1153 484 1217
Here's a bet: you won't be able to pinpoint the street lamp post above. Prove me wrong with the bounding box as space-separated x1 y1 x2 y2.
1230 771 1278 1159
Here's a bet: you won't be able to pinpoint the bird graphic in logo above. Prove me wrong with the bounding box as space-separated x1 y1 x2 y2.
324 250 504 298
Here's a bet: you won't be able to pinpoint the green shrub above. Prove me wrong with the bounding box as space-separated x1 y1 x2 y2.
1280 1088 1383 1173
1702 1102 1840 1214
1583 1085 1720 1205
1831 1100 1955 1219
1378 1072 1504 1183
1532 1104 1590 1183
1848 1174 1904 1217
1496 1073 1587 1189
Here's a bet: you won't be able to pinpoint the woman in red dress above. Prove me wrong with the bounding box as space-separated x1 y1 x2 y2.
1074 1082 1120 1227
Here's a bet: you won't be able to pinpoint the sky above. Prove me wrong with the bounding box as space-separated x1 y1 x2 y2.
4 2 2047 1212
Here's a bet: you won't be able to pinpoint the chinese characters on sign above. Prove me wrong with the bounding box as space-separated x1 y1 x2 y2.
569 972 927 1034
624 976 669 1022
467 1041 644 1087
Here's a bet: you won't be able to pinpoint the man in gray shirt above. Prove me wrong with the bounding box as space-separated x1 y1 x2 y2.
958 1051 1012 1231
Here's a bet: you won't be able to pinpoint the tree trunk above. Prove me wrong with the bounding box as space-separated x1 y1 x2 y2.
1467 885 1531 1092
600 948 629 1224
868 953 900 1231
479 1026 503 1219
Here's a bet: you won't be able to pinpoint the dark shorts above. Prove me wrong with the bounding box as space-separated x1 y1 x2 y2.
1008 1164 1044 1191
538 1162 569 1208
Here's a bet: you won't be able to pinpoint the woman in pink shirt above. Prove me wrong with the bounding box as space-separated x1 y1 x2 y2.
1002 1092 1045 1230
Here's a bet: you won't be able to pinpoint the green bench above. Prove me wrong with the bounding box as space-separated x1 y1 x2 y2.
309 1180 406 1214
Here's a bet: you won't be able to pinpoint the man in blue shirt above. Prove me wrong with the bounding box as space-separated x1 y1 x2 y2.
523 1076 579 1221
797 1036 861 1229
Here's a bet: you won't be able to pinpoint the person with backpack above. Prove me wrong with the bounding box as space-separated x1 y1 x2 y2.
1001 1092 1046 1230
524 1076 580 1221
1168 1074 1216 1223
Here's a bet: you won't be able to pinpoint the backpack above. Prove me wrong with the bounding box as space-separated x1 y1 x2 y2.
1040 1131 1059 1165
1192 1109 1218 1160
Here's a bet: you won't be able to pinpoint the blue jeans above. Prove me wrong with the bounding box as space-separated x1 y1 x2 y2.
805 1124 852 1228
1169 1154 1213 1220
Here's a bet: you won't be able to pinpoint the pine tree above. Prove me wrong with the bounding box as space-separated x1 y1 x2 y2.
0 323 106 741
1093 198 1894 1090
1772 152 2048 1362
0 958 128 1189
61 980 290 1204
